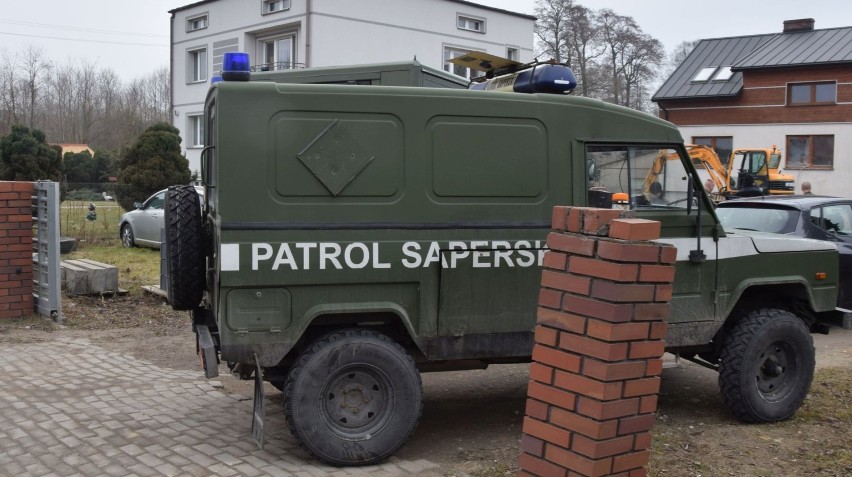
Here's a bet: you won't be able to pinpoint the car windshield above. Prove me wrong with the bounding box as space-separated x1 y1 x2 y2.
716 205 800 234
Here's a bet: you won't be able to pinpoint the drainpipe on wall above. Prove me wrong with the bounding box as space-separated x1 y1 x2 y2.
659 104 669 121
305 0 312 68
169 13 175 122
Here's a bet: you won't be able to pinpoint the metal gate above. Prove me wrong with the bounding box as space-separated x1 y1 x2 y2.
32 181 62 322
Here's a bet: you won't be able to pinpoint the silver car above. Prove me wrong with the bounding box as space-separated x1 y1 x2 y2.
119 186 203 248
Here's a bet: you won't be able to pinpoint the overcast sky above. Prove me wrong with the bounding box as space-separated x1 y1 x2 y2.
0 0 848 81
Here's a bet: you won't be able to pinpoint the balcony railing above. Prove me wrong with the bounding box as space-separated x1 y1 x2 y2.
250 61 306 72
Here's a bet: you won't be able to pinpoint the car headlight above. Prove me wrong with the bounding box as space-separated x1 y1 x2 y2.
786 182 795 188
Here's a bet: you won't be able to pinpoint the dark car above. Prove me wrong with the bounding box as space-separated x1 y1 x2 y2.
716 195 852 309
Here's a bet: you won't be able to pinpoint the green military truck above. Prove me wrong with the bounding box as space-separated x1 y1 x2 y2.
164 53 841 466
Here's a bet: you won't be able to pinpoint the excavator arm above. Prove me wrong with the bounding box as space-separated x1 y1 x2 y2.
642 145 730 198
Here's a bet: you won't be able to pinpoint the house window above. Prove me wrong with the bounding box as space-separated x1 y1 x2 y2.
259 34 296 71
692 67 717 82
186 14 208 32
693 136 733 165
786 135 834 169
713 66 733 81
457 15 485 33
187 48 207 83
262 0 290 14
187 114 204 148
507 47 519 62
788 82 837 105
444 47 473 79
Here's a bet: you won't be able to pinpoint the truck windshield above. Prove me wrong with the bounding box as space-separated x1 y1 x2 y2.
587 145 692 210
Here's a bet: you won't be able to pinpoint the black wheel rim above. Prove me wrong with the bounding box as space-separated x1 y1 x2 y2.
755 339 799 402
321 364 392 440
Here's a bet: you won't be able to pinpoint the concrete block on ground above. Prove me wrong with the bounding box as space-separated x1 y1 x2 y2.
61 261 90 295
60 259 118 295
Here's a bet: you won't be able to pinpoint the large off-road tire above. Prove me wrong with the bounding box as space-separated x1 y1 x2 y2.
284 329 422 466
164 185 204 311
719 309 814 423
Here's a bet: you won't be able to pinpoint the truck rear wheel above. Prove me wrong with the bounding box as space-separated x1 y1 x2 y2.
718 308 814 422
164 185 205 311
284 329 422 466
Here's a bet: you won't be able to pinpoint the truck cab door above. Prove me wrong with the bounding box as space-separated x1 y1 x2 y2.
587 144 718 343
733 150 770 194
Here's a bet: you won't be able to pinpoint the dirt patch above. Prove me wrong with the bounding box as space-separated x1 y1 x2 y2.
2 296 850 477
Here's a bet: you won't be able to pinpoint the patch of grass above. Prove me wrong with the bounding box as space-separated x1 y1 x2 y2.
650 367 852 477
66 243 162 293
782 367 852 475
790 367 852 423
60 200 128 245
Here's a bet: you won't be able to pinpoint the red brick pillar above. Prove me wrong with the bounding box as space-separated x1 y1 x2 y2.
519 206 676 477
0 181 35 319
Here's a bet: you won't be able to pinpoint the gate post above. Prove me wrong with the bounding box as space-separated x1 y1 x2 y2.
0 181 35 319
519 206 675 477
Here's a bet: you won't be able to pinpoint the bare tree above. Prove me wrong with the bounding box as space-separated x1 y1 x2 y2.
619 34 664 111
19 46 50 128
534 0 574 64
534 4 666 111
74 60 100 144
664 40 700 78
565 5 606 96
0 44 171 156
45 63 75 141
95 69 122 150
598 9 638 105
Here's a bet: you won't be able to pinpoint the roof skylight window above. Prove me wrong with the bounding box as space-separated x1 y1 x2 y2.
693 67 717 82
713 66 734 81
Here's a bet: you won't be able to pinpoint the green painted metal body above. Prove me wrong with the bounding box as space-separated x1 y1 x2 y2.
199 80 838 368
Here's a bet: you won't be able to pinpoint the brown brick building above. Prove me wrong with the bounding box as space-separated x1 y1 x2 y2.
653 19 852 197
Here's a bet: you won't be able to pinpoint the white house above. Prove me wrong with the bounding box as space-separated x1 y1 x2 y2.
653 19 852 197
170 0 536 173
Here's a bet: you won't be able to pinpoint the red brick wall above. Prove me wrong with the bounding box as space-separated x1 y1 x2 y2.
519 207 675 477
0 181 34 319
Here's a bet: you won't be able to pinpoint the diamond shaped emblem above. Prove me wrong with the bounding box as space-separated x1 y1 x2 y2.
297 120 374 196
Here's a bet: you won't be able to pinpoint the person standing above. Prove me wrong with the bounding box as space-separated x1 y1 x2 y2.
801 182 813 195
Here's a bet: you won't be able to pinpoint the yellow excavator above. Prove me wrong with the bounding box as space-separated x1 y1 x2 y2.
643 145 796 202
727 146 796 196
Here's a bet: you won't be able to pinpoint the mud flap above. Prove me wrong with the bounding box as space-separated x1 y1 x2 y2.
839 307 852 330
250 355 265 450
196 325 219 379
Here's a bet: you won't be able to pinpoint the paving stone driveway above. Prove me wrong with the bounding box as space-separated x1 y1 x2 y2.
0 338 440 477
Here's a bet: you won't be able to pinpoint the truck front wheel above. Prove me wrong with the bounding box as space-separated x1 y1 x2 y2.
718 308 814 422
284 329 422 466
